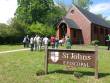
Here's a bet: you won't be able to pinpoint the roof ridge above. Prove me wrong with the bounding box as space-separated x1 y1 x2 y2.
72 5 110 28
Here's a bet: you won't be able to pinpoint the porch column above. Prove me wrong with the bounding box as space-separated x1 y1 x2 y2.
97 27 100 40
56 28 60 39
67 27 71 37
104 28 106 44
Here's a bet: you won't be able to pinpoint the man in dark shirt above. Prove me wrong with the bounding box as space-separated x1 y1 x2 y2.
106 34 110 50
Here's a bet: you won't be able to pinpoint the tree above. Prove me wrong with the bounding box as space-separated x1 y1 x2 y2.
44 6 66 26
29 22 55 37
16 0 53 23
15 0 66 27
107 20 110 24
96 14 107 20
16 0 32 24
0 20 28 44
9 18 29 36
72 0 93 9
0 23 9 37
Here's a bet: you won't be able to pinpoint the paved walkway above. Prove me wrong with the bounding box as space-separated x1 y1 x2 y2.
0 48 30 54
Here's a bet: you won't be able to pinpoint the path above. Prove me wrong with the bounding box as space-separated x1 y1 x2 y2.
0 48 30 54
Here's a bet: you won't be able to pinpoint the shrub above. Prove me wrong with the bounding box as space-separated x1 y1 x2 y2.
0 19 28 44
29 22 56 37
36 70 45 76
91 40 100 45
73 72 83 78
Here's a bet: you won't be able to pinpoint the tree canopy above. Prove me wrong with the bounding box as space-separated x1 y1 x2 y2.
16 0 66 26
72 0 93 9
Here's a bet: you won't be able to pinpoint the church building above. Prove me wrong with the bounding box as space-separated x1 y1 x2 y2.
56 5 110 44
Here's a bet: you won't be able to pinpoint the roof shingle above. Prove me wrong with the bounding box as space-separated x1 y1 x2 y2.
63 17 80 29
75 5 110 28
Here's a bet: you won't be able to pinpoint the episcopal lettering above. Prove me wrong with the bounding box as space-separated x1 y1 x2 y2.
63 61 90 67
48 49 95 68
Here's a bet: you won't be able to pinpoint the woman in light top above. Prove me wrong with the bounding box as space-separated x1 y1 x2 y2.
30 36 34 51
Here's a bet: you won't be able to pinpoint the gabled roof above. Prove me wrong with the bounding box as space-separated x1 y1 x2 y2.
63 17 80 29
74 5 110 28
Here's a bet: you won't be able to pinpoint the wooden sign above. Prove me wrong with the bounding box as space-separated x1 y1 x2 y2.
44 46 98 79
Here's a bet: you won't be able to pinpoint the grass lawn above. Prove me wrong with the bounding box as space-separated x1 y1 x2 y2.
0 45 110 83
0 45 23 51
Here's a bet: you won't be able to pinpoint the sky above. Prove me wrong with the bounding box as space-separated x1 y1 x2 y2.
0 0 110 24
0 0 17 24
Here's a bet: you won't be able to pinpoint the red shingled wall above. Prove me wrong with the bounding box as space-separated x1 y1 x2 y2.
65 6 91 44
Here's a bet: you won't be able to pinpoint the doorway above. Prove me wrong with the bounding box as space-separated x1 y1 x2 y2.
59 23 67 39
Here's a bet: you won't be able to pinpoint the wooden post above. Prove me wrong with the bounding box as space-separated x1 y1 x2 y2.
95 45 98 79
44 44 48 74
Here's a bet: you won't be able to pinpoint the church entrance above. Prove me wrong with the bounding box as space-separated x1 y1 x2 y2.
58 22 83 44
59 23 67 39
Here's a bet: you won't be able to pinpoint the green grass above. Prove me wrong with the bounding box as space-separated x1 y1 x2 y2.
0 45 23 51
0 45 110 83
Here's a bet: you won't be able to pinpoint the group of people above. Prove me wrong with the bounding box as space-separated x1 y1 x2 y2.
23 35 72 51
50 35 72 49
23 35 49 51
23 33 110 51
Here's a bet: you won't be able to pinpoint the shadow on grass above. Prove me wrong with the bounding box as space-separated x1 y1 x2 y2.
48 70 74 75
98 72 110 78
48 70 110 78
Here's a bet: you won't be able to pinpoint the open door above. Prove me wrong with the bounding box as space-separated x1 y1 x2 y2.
59 23 67 39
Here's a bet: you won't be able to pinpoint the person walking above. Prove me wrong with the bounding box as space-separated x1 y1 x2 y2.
59 39 64 46
107 34 110 50
25 35 30 47
43 36 49 50
66 36 72 49
23 36 26 48
55 37 59 48
30 36 34 51
50 36 55 48
34 35 38 51
36 36 41 51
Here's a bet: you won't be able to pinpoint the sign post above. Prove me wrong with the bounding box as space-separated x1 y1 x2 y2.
45 46 98 78
44 44 48 74
95 45 98 79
